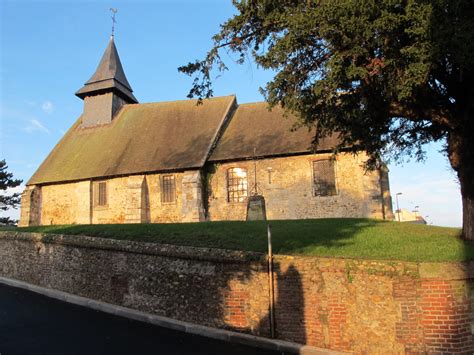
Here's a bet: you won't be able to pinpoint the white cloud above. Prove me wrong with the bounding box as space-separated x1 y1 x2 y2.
24 100 37 107
41 100 54 114
0 184 24 222
0 206 21 221
24 119 50 134
2 185 24 196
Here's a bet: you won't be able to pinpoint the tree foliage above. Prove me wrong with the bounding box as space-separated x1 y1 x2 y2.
0 160 22 225
179 0 474 239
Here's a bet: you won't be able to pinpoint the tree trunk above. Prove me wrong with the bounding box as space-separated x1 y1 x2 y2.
462 194 474 241
458 162 474 241
448 129 474 241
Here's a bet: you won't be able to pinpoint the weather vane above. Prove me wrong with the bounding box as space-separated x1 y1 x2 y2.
110 8 118 37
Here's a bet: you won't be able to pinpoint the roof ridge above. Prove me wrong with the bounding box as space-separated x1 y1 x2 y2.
237 101 270 106
125 94 236 107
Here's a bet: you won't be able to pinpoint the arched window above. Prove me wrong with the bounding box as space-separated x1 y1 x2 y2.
227 167 248 203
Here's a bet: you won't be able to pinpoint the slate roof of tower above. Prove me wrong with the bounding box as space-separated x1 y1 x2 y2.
209 102 339 162
75 37 138 103
27 96 236 185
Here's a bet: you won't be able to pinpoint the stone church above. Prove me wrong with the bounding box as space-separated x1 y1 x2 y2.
19 37 394 226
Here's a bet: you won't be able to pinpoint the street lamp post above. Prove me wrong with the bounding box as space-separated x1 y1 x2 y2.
396 192 403 222
413 205 420 219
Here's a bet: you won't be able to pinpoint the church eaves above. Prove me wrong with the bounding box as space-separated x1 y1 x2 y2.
75 37 138 103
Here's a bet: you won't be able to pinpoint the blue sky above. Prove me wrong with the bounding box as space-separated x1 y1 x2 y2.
0 0 462 227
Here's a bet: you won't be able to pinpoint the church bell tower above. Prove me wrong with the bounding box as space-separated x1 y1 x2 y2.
75 36 138 127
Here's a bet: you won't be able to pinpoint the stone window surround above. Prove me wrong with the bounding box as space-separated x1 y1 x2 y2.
226 167 249 204
161 174 177 205
93 180 109 209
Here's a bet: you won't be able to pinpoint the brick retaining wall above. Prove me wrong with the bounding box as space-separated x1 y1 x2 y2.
0 232 472 354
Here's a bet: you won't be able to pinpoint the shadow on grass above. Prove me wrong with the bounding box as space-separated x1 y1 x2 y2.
10 218 472 262
14 218 377 249
270 218 381 252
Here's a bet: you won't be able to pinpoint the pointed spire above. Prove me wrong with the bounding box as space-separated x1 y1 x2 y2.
76 37 138 103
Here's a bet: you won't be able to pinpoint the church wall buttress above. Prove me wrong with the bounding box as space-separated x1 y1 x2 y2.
18 185 42 226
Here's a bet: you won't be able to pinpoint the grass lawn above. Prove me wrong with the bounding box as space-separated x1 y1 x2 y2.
2 218 471 262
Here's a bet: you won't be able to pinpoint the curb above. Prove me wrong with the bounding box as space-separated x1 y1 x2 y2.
0 277 344 355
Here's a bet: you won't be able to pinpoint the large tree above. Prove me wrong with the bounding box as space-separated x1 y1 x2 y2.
0 160 22 225
179 0 474 239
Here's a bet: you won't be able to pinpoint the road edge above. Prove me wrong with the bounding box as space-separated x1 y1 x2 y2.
0 276 344 355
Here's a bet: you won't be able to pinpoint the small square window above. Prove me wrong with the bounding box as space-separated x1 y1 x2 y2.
161 175 176 203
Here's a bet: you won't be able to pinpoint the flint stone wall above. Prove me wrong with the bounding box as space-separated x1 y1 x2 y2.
0 231 472 354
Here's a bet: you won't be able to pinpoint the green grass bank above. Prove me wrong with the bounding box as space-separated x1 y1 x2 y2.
3 218 470 262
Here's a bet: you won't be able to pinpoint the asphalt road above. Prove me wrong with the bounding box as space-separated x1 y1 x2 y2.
0 283 280 355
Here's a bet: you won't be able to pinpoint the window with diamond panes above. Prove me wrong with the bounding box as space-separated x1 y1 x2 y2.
161 175 176 203
313 159 337 196
227 168 248 203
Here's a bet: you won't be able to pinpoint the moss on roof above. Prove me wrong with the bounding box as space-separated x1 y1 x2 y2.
28 98 341 186
28 96 235 185
209 102 339 161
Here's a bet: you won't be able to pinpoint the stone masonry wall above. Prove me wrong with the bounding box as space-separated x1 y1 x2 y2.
207 152 390 221
1 232 472 354
29 171 204 226
91 175 145 224
41 181 91 225
20 153 391 226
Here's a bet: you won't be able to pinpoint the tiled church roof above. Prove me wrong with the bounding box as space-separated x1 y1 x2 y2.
209 102 339 162
28 96 235 185
28 37 340 186
28 97 342 185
